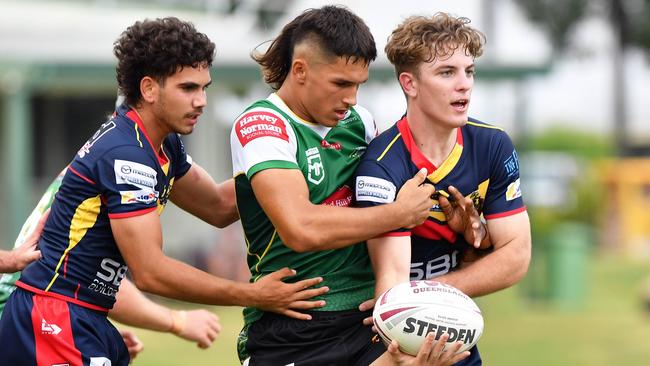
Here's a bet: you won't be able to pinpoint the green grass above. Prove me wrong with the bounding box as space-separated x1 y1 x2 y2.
122 255 650 365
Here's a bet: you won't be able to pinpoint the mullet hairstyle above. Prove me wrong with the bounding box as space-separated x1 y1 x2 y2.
114 17 215 106
252 5 377 90
385 13 485 77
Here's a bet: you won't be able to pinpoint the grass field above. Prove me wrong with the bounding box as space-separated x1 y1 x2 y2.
121 254 650 365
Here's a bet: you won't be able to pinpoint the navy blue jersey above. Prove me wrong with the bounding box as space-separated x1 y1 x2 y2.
17 103 192 310
354 116 525 280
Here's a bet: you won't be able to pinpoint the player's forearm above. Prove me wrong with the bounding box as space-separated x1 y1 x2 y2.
129 254 251 307
281 202 412 252
436 236 531 297
110 278 173 332
367 237 412 297
0 250 18 273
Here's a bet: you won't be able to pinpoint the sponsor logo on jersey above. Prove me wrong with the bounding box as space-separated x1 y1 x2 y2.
506 178 522 201
78 120 116 158
89 258 127 298
355 176 396 203
41 318 62 335
320 139 342 150
114 160 157 189
306 147 325 185
89 357 112 366
235 111 289 146
321 185 353 207
349 146 366 159
504 150 520 177
119 189 158 205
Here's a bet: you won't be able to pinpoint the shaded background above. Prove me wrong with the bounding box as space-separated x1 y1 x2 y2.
1 0 649 365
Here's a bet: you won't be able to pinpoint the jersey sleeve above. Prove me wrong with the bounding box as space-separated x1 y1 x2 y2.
353 104 378 143
171 134 192 179
230 107 298 178
94 145 160 219
353 158 409 237
483 132 526 219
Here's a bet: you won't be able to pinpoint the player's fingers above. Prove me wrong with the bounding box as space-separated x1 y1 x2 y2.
358 298 375 312
414 167 428 183
268 267 297 280
438 195 453 217
447 186 466 205
450 350 471 363
416 332 435 361
430 332 449 360
362 315 374 326
292 276 325 291
292 286 329 301
287 299 327 310
283 309 313 320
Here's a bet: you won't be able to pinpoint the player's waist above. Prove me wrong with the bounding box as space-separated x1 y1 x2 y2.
15 280 110 313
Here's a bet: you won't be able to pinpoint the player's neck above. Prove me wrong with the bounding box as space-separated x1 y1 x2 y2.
132 106 166 152
276 85 313 124
406 110 457 167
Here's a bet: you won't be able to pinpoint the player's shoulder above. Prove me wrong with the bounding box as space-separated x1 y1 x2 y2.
364 122 402 159
463 117 507 135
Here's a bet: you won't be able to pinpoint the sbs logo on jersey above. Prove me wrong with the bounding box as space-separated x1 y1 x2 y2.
306 147 325 185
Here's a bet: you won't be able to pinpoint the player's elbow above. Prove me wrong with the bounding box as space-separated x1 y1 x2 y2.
279 229 323 253
510 237 532 285
129 269 159 293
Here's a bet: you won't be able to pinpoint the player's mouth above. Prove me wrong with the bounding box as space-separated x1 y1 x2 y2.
335 109 349 120
451 99 469 113
186 111 202 124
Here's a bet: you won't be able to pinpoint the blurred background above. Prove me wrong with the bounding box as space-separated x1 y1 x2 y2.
1 0 649 365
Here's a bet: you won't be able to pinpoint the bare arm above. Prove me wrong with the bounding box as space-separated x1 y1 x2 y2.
0 209 49 273
111 211 328 320
170 163 239 228
434 211 531 297
251 168 434 252
110 278 221 348
367 236 412 298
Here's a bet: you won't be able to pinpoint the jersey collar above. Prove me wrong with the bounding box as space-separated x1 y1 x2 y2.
122 105 170 169
396 116 464 184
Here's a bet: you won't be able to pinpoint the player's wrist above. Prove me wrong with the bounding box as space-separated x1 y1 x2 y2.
169 310 187 335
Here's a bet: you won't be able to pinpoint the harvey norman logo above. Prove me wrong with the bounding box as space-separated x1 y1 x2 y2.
235 111 289 146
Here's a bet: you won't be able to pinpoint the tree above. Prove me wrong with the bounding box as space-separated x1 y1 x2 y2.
516 0 650 154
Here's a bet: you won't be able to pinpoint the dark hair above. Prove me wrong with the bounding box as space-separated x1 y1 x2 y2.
252 5 376 90
385 13 485 77
113 17 215 106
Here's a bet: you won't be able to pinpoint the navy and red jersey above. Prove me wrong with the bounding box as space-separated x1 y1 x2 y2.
17 103 192 310
354 116 526 280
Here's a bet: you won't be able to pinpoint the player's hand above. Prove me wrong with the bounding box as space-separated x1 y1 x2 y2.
10 209 49 271
172 309 221 349
395 168 435 229
387 333 470 366
359 297 376 327
438 186 489 249
119 329 144 363
250 267 329 320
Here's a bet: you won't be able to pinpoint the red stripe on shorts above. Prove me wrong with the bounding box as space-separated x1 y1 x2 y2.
31 294 83 366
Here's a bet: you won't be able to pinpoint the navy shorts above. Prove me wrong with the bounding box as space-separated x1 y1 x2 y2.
239 309 386 366
0 287 129 366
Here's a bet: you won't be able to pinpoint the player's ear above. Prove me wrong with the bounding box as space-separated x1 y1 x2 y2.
140 76 158 103
399 71 417 98
292 58 308 84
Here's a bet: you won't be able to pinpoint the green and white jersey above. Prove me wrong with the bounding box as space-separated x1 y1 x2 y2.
0 168 64 316
230 93 376 325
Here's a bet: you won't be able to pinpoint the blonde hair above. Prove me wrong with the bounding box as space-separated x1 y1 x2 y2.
385 13 485 76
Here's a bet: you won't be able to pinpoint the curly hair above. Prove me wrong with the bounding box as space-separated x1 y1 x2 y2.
252 5 376 90
385 13 485 77
113 17 215 106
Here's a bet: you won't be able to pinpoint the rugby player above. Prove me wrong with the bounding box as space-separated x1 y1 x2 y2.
229 5 456 366
354 13 533 365
0 17 326 365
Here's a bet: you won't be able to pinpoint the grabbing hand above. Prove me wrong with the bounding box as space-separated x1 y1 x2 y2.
395 169 435 229
387 333 470 366
7 209 50 272
171 309 221 349
119 329 144 363
438 186 488 249
250 267 329 320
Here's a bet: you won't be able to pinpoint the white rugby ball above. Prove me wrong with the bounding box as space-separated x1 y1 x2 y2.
372 280 484 356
